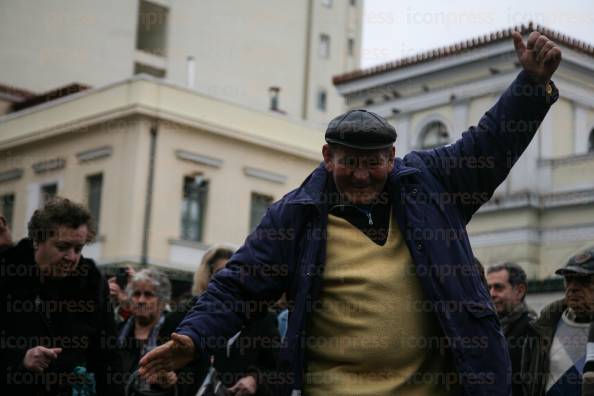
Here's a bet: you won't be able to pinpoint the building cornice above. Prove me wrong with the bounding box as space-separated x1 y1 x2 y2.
0 76 323 162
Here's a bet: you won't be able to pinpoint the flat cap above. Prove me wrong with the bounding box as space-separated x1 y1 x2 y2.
555 248 594 276
325 109 396 150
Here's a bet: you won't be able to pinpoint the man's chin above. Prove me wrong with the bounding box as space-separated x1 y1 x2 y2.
345 191 378 205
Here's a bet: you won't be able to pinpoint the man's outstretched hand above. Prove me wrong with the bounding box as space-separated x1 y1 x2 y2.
138 333 195 383
513 30 561 84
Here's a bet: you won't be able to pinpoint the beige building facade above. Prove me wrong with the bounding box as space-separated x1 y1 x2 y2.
334 24 594 301
0 76 323 282
0 0 363 127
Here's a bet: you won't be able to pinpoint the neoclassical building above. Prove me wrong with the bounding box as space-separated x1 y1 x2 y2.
334 23 594 306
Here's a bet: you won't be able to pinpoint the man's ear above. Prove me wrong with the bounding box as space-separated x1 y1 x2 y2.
322 144 334 172
515 284 527 300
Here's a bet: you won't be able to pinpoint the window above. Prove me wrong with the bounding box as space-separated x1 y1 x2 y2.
419 121 450 149
86 174 103 234
589 128 594 152
181 175 208 242
319 34 330 58
250 193 273 232
347 38 355 56
134 62 166 78
40 183 57 207
269 86 280 111
317 89 327 111
322 0 333 7
136 0 169 57
0 193 15 229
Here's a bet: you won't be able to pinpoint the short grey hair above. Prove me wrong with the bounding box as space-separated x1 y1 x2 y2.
127 268 171 303
487 262 528 299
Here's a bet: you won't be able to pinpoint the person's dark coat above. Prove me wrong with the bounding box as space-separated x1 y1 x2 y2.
520 299 566 396
176 71 558 396
0 238 124 396
500 303 536 396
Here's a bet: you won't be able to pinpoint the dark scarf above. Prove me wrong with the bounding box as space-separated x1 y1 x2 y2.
326 177 391 245
499 301 536 336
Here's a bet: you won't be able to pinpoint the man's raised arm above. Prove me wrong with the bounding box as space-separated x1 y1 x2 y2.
412 31 561 223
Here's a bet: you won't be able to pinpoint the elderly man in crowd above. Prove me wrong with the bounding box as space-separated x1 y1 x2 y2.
140 31 561 396
487 262 536 394
0 197 123 395
521 249 594 396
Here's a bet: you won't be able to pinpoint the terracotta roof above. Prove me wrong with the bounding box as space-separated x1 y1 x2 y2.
0 83 35 101
333 22 594 85
12 83 91 112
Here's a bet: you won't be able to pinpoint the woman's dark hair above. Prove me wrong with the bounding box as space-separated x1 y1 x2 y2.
27 197 96 243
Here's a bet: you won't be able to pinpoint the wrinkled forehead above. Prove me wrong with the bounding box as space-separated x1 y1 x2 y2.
50 224 88 242
131 279 157 291
486 269 510 284
331 145 392 159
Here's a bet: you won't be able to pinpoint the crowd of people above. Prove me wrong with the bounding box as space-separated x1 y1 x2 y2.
1 30 592 396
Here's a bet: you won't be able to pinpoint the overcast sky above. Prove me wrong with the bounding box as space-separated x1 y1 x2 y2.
361 0 594 68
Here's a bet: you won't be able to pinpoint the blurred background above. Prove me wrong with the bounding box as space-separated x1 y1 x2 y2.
0 0 593 309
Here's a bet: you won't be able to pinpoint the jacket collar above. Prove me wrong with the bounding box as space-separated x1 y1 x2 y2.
530 299 566 338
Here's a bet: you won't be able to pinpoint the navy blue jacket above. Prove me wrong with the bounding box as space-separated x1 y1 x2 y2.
177 71 558 395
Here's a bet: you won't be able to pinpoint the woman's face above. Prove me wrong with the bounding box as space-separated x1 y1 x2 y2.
130 280 162 325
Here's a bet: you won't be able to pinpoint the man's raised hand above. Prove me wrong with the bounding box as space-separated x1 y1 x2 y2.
512 30 561 84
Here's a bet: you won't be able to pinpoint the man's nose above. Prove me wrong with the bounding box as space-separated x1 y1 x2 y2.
64 248 77 262
352 167 370 181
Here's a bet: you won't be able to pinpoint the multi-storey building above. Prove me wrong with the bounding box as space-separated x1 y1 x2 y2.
0 0 363 126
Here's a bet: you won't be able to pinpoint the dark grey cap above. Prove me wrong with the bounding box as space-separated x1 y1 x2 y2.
325 109 396 150
555 248 594 276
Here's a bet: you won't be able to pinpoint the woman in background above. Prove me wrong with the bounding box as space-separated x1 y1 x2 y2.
117 268 176 389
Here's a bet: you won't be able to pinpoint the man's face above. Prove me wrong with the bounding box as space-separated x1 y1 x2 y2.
322 144 395 205
34 224 88 278
487 269 525 315
564 274 594 317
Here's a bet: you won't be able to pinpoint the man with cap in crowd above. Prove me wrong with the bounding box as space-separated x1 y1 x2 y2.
521 248 594 396
487 262 536 395
140 31 561 396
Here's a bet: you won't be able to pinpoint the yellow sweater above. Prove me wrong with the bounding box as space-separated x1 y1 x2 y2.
304 213 452 396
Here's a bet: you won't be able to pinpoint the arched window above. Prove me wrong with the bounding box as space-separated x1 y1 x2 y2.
589 128 594 153
420 121 449 149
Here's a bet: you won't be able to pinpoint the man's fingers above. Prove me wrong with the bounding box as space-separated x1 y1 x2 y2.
512 31 525 56
140 364 171 380
526 31 541 50
532 35 549 59
41 347 61 360
536 41 554 63
543 47 561 65
139 341 170 366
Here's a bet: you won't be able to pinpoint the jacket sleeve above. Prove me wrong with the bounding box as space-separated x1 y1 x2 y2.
412 71 558 223
176 203 291 356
